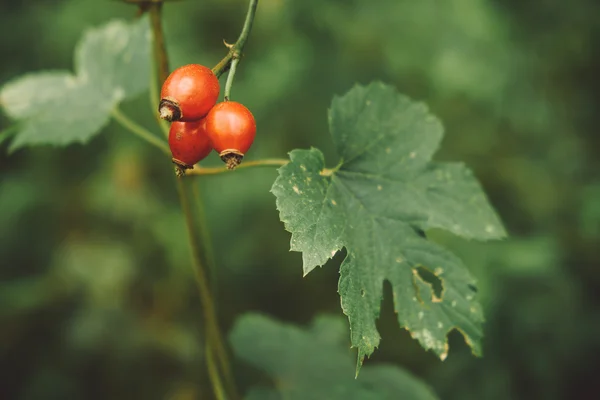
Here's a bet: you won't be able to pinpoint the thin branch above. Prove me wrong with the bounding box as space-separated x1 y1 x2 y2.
235 0 259 51
176 179 230 399
191 182 219 296
206 343 227 400
149 2 170 84
190 182 236 397
148 2 171 137
212 0 259 78
149 66 171 138
186 158 288 176
111 108 170 154
223 57 239 101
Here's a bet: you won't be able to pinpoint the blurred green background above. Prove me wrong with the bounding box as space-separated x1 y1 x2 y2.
1 0 599 399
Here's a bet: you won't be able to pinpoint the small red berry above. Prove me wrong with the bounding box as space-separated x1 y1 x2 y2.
168 119 213 173
205 101 256 170
159 64 220 122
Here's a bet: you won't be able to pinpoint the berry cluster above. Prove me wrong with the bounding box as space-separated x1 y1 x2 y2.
159 64 256 173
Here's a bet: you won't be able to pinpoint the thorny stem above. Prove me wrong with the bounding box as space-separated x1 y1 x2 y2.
211 0 259 78
147 2 238 399
110 108 170 154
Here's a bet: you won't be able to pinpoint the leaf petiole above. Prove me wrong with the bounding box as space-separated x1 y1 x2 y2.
185 157 342 177
110 107 170 155
186 158 288 176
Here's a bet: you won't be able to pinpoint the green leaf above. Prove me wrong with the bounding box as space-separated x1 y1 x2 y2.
230 313 439 400
271 82 506 371
74 18 152 101
0 73 76 119
0 16 151 150
2 76 115 149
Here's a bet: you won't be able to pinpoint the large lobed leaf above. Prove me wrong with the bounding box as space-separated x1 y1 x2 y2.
0 16 151 151
271 82 506 372
230 313 439 400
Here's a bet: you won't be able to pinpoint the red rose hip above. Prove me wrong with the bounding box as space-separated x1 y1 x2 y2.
159 64 220 122
168 119 212 174
205 101 256 170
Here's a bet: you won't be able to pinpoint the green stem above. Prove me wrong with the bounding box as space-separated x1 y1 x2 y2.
223 57 239 101
186 158 288 176
148 2 171 137
111 108 170 154
236 0 258 52
176 179 231 399
189 181 237 397
206 343 227 400
149 2 170 84
191 182 218 293
149 53 171 137
212 0 259 78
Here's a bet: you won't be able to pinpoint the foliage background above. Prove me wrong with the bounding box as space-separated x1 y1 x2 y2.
1 0 599 399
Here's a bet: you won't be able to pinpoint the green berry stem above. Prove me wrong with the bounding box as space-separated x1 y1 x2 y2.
224 57 240 101
185 158 339 177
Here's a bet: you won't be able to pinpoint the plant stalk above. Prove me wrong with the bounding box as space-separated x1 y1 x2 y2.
149 2 169 84
148 2 238 399
177 179 235 400
149 2 171 137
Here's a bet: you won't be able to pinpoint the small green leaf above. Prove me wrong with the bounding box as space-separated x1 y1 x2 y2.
0 16 151 150
271 82 506 372
230 313 439 400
